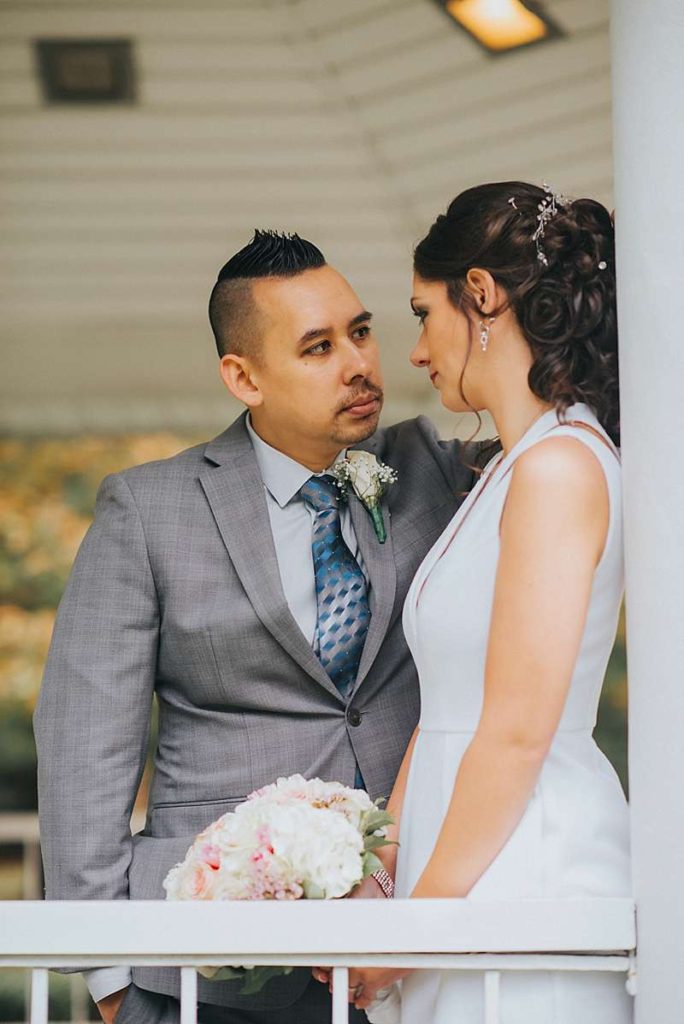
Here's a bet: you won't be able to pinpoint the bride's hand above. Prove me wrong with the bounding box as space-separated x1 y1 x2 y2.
348 967 411 1010
311 876 390 986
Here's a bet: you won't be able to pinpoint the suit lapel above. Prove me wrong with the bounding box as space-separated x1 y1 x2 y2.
199 415 344 704
346 440 397 696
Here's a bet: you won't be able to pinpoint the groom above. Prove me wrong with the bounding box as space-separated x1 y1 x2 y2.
35 231 482 1023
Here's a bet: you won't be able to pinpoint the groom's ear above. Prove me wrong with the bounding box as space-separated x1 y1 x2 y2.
219 353 264 408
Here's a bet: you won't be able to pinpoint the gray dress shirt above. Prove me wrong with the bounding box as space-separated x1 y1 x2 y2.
245 415 368 645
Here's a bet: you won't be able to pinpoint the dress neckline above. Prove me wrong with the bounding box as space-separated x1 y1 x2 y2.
479 401 607 486
409 403 603 611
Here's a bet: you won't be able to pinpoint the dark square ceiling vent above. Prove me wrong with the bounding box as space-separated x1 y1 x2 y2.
35 39 136 104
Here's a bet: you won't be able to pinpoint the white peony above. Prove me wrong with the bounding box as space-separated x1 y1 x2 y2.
248 775 374 831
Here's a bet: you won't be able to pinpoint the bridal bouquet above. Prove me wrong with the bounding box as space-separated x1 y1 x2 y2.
163 774 394 993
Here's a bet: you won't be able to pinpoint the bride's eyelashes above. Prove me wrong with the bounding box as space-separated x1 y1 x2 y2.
412 308 428 324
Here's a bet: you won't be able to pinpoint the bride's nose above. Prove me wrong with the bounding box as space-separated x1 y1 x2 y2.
410 334 429 368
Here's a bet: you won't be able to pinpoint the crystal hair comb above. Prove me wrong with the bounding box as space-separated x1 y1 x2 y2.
530 181 571 266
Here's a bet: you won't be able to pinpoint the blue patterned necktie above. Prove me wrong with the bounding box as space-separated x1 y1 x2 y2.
300 475 371 698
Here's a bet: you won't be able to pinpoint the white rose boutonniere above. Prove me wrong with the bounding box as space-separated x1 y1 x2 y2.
332 450 398 543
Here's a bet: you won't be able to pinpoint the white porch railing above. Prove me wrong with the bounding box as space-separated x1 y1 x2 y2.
0 899 636 1023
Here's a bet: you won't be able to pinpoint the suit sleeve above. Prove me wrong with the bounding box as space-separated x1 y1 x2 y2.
413 415 498 494
34 471 159 903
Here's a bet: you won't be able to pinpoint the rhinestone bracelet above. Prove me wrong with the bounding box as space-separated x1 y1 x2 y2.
371 867 395 899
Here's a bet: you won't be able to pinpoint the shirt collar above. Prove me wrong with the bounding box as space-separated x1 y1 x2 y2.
246 414 346 509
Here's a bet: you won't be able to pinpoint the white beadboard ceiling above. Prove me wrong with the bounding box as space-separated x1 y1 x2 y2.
0 0 612 435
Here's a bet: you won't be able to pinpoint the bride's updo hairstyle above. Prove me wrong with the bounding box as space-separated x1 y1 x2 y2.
414 181 619 444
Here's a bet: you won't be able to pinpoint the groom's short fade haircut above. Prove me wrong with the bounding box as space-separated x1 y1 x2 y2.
209 229 326 360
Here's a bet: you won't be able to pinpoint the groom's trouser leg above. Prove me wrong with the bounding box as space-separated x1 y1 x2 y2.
115 980 367 1023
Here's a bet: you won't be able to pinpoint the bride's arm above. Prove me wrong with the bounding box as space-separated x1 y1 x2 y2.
412 437 609 899
373 724 420 880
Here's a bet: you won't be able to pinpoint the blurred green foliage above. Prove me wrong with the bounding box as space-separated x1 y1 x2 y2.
0 968 97 1022
0 701 37 811
597 614 629 794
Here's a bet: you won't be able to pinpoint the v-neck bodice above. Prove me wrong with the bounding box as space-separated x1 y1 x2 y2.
402 403 623 734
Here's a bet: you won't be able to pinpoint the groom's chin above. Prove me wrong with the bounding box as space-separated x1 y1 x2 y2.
333 408 382 445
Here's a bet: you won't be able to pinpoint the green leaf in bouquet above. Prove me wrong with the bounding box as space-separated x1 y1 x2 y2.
361 807 394 837
239 966 294 995
363 833 397 852
197 965 246 982
197 964 294 995
361 851 385 878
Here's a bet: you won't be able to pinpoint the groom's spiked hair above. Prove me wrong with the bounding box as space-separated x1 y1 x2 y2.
209 230 326 359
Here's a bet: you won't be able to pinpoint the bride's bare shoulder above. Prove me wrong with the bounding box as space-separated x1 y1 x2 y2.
504 436 610 542
513 434 609 490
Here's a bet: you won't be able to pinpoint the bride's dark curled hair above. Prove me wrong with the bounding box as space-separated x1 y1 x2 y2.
414 181 619 444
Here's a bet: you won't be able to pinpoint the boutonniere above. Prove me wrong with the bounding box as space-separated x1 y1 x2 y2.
332 451 398 544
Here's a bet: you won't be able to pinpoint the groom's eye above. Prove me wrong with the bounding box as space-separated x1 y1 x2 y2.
352 325 371 341
304 340 331 356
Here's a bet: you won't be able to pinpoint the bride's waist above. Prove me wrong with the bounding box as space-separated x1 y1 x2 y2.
418 722 594 736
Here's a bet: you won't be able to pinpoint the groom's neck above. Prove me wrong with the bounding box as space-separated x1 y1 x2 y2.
248 412 343 473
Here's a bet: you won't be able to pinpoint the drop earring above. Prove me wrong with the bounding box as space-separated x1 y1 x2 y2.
479 315 496 352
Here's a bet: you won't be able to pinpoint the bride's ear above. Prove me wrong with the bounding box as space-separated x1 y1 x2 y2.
465 268 499 317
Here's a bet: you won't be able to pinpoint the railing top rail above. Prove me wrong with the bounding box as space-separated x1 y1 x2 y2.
0 899 636 957
0 812 40 841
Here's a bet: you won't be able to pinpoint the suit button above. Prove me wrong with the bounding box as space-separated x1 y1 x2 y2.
347 707 362 727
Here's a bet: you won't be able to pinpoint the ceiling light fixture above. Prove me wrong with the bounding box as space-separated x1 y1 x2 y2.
35 39 136 104
435 0 562 55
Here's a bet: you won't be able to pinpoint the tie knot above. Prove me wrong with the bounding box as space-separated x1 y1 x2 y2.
300 475 339 513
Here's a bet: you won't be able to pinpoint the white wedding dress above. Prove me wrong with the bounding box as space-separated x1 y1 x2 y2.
393 403 632 1024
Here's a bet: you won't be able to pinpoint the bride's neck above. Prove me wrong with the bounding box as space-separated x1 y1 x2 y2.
476 321 554 454
488 390 553 454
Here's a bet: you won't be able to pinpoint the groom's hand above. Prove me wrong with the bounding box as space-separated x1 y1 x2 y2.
311 877 387 988
348 875 386 899
96 985 129 1024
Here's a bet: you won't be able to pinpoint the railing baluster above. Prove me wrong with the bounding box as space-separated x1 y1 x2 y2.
180 967 197 1024
332 966 349 1024
29 968 48 1024
484 970 501 1024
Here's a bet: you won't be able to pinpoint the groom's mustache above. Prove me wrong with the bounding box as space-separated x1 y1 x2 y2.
336 382 384 414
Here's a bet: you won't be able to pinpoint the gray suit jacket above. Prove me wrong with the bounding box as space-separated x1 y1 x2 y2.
34 413 481 1010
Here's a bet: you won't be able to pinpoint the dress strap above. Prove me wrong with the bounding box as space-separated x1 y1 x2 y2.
553 420 619 461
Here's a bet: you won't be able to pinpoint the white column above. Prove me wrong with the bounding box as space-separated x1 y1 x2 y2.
611 3 684 1021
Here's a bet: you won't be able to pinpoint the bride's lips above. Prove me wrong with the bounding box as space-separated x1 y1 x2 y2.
343 394 381 417
429 371 439 387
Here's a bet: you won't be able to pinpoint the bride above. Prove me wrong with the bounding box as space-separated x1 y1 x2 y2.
350 181 631 1022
